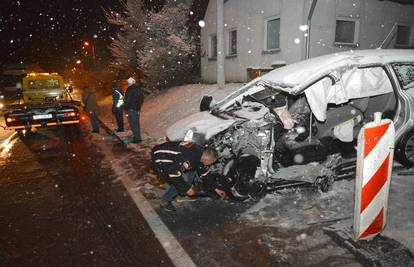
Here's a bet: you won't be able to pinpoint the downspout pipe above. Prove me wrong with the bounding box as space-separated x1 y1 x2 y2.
216 0 225 88
305 0 318 60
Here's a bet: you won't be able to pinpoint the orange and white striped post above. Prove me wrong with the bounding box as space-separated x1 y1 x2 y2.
354 112 395 241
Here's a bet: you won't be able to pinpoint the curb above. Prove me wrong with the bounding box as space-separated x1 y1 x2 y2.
97 117 128 147
95 117 197 267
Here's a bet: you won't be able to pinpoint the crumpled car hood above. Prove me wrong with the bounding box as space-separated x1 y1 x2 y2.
167 102 270 141
166 111 236 141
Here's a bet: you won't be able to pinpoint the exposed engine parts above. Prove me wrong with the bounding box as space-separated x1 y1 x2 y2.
206 101 347 201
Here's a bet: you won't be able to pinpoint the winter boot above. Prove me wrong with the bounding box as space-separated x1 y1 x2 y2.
160 201 176 212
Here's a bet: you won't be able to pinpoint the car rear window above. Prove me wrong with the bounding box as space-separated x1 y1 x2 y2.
392 63 414 90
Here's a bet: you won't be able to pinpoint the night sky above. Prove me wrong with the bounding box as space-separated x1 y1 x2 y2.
0 0 122 71
0 0 207 72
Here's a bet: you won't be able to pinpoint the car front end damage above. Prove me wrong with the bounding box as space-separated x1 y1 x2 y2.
166 50 414 200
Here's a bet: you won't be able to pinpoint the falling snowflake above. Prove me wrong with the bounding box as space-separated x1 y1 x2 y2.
198 20 205 28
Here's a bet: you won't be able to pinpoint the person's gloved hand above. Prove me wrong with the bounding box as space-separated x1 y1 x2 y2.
186 186 196 196
214 188 226 199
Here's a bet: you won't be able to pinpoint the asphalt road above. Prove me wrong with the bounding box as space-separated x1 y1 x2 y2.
0 125 172 266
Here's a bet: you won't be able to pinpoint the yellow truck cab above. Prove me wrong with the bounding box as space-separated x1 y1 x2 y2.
2 72 81 131
22 73 70 103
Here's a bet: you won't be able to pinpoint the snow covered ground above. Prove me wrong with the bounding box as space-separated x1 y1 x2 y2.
98 83 241 140
94 82 414 258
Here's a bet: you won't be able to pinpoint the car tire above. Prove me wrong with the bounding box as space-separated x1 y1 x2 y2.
222 155 263 201
396 128 414 168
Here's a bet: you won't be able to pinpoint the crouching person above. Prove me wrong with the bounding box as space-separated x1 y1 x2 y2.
151 141 226 212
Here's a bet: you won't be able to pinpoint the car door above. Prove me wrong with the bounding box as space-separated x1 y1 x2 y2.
388 63 414 142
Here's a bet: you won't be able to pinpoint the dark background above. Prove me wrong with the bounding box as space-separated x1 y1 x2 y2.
0 0 124 71
0 0 208 72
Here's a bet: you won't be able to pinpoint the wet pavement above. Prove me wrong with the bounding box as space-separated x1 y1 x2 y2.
2 119 411 266
0 125 172 266
119 138 361 267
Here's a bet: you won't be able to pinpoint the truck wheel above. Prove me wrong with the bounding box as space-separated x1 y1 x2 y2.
396 129 414 168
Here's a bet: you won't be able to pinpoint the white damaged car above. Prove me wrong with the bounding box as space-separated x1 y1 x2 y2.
167 49 414 200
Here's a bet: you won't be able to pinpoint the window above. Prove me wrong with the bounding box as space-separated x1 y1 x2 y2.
265 17 280 51
395 25 411 47
335 18 359 45
392 64 414 90
209 34 217 59
228 29 237 56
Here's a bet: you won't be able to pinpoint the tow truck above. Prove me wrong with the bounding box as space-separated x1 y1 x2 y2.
2 72 81 131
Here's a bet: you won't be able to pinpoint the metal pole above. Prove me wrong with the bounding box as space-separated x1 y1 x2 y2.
216 0 225 88
306 0 317 142
379 23 397 49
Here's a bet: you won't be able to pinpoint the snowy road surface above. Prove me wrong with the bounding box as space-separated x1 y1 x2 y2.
0 125 172 266
0 101 412 266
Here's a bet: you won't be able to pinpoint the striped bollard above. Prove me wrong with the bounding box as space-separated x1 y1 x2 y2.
354 112 395 241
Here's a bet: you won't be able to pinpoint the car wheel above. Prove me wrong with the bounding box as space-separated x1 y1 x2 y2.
222 155 265 201
396 128 414 168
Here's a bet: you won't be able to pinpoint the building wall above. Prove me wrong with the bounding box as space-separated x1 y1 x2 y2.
201 0 414 83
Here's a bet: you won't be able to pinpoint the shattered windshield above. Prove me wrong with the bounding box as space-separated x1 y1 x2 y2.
211 77 265 111
392 63 414 90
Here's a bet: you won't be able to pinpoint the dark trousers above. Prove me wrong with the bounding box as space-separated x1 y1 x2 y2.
88 111 99 131
162 171 196 203
113 107 124 130
127 109 141 141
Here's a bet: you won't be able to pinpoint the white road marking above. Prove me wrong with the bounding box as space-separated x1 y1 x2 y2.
98 141 197 267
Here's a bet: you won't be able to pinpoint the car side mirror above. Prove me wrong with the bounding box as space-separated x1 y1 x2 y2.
200 95 213 111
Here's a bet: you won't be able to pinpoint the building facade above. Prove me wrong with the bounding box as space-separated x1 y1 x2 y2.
200 0 414 82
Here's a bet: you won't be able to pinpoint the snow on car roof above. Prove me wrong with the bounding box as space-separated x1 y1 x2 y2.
261 49 414 95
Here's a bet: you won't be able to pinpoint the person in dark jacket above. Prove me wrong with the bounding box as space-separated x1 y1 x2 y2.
112 81 124 132
124 77 143 143
81 86 100 133
151 141 226 212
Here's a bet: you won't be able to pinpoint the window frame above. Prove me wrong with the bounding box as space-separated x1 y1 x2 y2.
264 15 281 52
208 33 217 59
334 17 360 46
395 24 412 48
227 28 238 56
